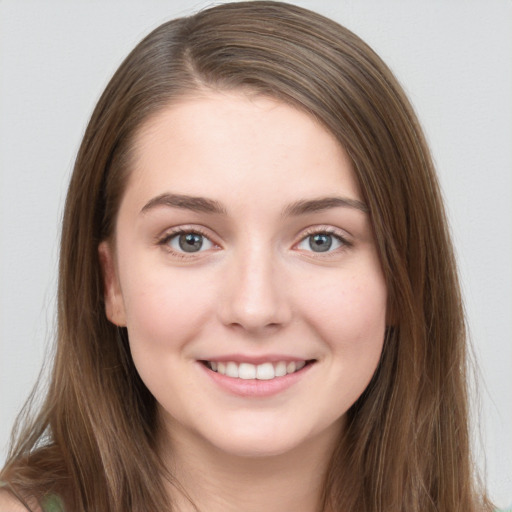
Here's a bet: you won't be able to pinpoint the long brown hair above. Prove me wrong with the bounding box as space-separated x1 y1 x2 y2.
1 2 492 511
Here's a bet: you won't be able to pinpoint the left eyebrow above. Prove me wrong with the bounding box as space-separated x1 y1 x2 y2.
282 196 368 217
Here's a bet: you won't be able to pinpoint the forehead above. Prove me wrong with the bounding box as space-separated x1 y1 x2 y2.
124 90 361 210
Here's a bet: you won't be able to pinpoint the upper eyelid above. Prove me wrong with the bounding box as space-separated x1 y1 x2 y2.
297 225 351 241
157 227 219 258
157 225 217 243
293 226 352 254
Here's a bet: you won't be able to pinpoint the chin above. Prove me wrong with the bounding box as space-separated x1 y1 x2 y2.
194 414 343 461
207 432 305 459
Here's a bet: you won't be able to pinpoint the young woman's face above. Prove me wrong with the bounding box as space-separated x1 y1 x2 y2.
100 91 387 458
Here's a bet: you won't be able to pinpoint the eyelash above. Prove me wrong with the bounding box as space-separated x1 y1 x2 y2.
157 227 217 259
296 226 352 255
157 226 351 259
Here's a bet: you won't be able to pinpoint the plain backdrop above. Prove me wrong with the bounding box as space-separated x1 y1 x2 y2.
1 0 511 507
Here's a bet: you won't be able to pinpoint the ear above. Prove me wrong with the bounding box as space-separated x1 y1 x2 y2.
98 241 127 327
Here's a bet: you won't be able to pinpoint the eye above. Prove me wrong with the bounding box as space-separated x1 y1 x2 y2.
165 231 215 253
296 232 346 253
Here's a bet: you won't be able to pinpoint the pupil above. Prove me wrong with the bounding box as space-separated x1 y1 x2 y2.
310 234 332 252
179 233 203 252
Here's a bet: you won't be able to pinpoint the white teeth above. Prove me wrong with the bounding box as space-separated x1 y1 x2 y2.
238 363 257 379
207 360 309 380
275 361 287 377
256 362 275 380
226 362 239 378
295 360 306 371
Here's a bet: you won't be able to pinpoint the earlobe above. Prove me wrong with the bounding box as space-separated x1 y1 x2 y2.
98 241 127 327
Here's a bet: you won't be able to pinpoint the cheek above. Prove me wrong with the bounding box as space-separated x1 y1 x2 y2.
301 266 387 377
120 266 217 352
309 272 386 340
302 271 387 416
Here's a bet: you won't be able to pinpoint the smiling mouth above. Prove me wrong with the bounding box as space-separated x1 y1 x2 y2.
201 360 316 380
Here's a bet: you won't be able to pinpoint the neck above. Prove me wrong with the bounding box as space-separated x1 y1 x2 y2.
159 419 342 512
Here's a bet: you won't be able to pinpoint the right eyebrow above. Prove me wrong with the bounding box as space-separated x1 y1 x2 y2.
140 193 227 215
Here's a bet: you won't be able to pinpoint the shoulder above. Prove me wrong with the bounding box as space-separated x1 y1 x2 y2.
0 489 41 512
0 489 34 511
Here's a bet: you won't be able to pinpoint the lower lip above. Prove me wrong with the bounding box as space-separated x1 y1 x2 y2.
198 361 314 398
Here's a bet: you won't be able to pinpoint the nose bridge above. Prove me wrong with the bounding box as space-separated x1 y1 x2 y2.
220 236 290 332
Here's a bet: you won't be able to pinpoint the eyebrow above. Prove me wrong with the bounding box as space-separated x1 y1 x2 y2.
282 196 368 216
141 193 227 215
140 192 368 216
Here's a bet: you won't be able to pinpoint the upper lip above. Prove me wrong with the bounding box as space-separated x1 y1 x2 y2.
198 354 315 365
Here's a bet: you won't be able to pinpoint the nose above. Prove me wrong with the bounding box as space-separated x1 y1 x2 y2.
217 242 292 335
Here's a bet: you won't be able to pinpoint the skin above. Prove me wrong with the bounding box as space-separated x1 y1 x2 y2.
0 488 41 512
99 90 387 512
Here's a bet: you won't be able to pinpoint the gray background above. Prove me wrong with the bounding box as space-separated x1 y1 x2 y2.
1 0 511 507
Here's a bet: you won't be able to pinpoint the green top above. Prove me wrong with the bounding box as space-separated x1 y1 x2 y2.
39 495 65 512
2 479 511 512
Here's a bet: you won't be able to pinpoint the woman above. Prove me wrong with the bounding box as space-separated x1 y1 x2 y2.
0 1 495 511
